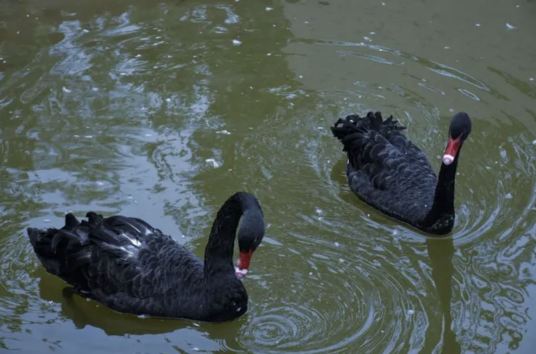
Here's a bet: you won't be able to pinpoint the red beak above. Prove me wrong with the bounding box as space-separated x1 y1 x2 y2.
237 250 254 270
442 137 462 165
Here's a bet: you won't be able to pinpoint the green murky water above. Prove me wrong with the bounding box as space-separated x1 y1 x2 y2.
1 1 535 353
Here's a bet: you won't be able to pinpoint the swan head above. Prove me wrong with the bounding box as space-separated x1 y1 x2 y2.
235 208 265 279
443 112 471 165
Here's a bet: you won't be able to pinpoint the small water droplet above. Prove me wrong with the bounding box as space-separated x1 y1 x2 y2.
205 158 221 168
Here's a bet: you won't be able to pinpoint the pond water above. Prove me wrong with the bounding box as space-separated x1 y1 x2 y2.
1 0 535 353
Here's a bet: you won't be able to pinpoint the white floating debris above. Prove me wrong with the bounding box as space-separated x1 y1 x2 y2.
444 46 451 50
165 98 171 103
216 129 231 135
95 181 105 186
62 86 72 93
265 7 273 11
266 52 272 56
505 193 513 199
315 207 323 215
84 135 93 139
532 139 536 145
334 242 340 247
309 272 313 276
298 75 303 79
205 158 221 168
475 23 481 27
91 87 99 92
407 309 415 315
505 23 516 30
232 39 242 46
43 219 51 223
530 77 534 82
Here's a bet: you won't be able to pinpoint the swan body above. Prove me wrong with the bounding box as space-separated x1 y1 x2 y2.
27 192 264 321
331 112 471 234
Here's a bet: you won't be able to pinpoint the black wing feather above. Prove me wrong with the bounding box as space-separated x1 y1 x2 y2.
28 213 207 318
331 112 437 223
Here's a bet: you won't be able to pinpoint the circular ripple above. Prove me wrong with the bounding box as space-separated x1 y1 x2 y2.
240 238 428 353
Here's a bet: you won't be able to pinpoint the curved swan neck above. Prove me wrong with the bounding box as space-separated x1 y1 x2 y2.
422 156 459 233
203 193 259 277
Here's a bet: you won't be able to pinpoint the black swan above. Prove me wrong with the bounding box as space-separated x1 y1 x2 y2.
331 112 471 234
27 192 265 321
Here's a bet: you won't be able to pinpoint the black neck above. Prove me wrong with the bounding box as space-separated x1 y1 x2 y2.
203 192 258 277
422 156 459 233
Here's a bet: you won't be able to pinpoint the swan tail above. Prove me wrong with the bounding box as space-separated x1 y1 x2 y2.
331 112 405 166
27 213 91 279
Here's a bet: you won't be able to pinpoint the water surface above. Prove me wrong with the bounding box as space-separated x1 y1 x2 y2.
1 0 535 353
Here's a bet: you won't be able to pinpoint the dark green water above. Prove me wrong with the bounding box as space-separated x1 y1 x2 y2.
1 0 535 353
